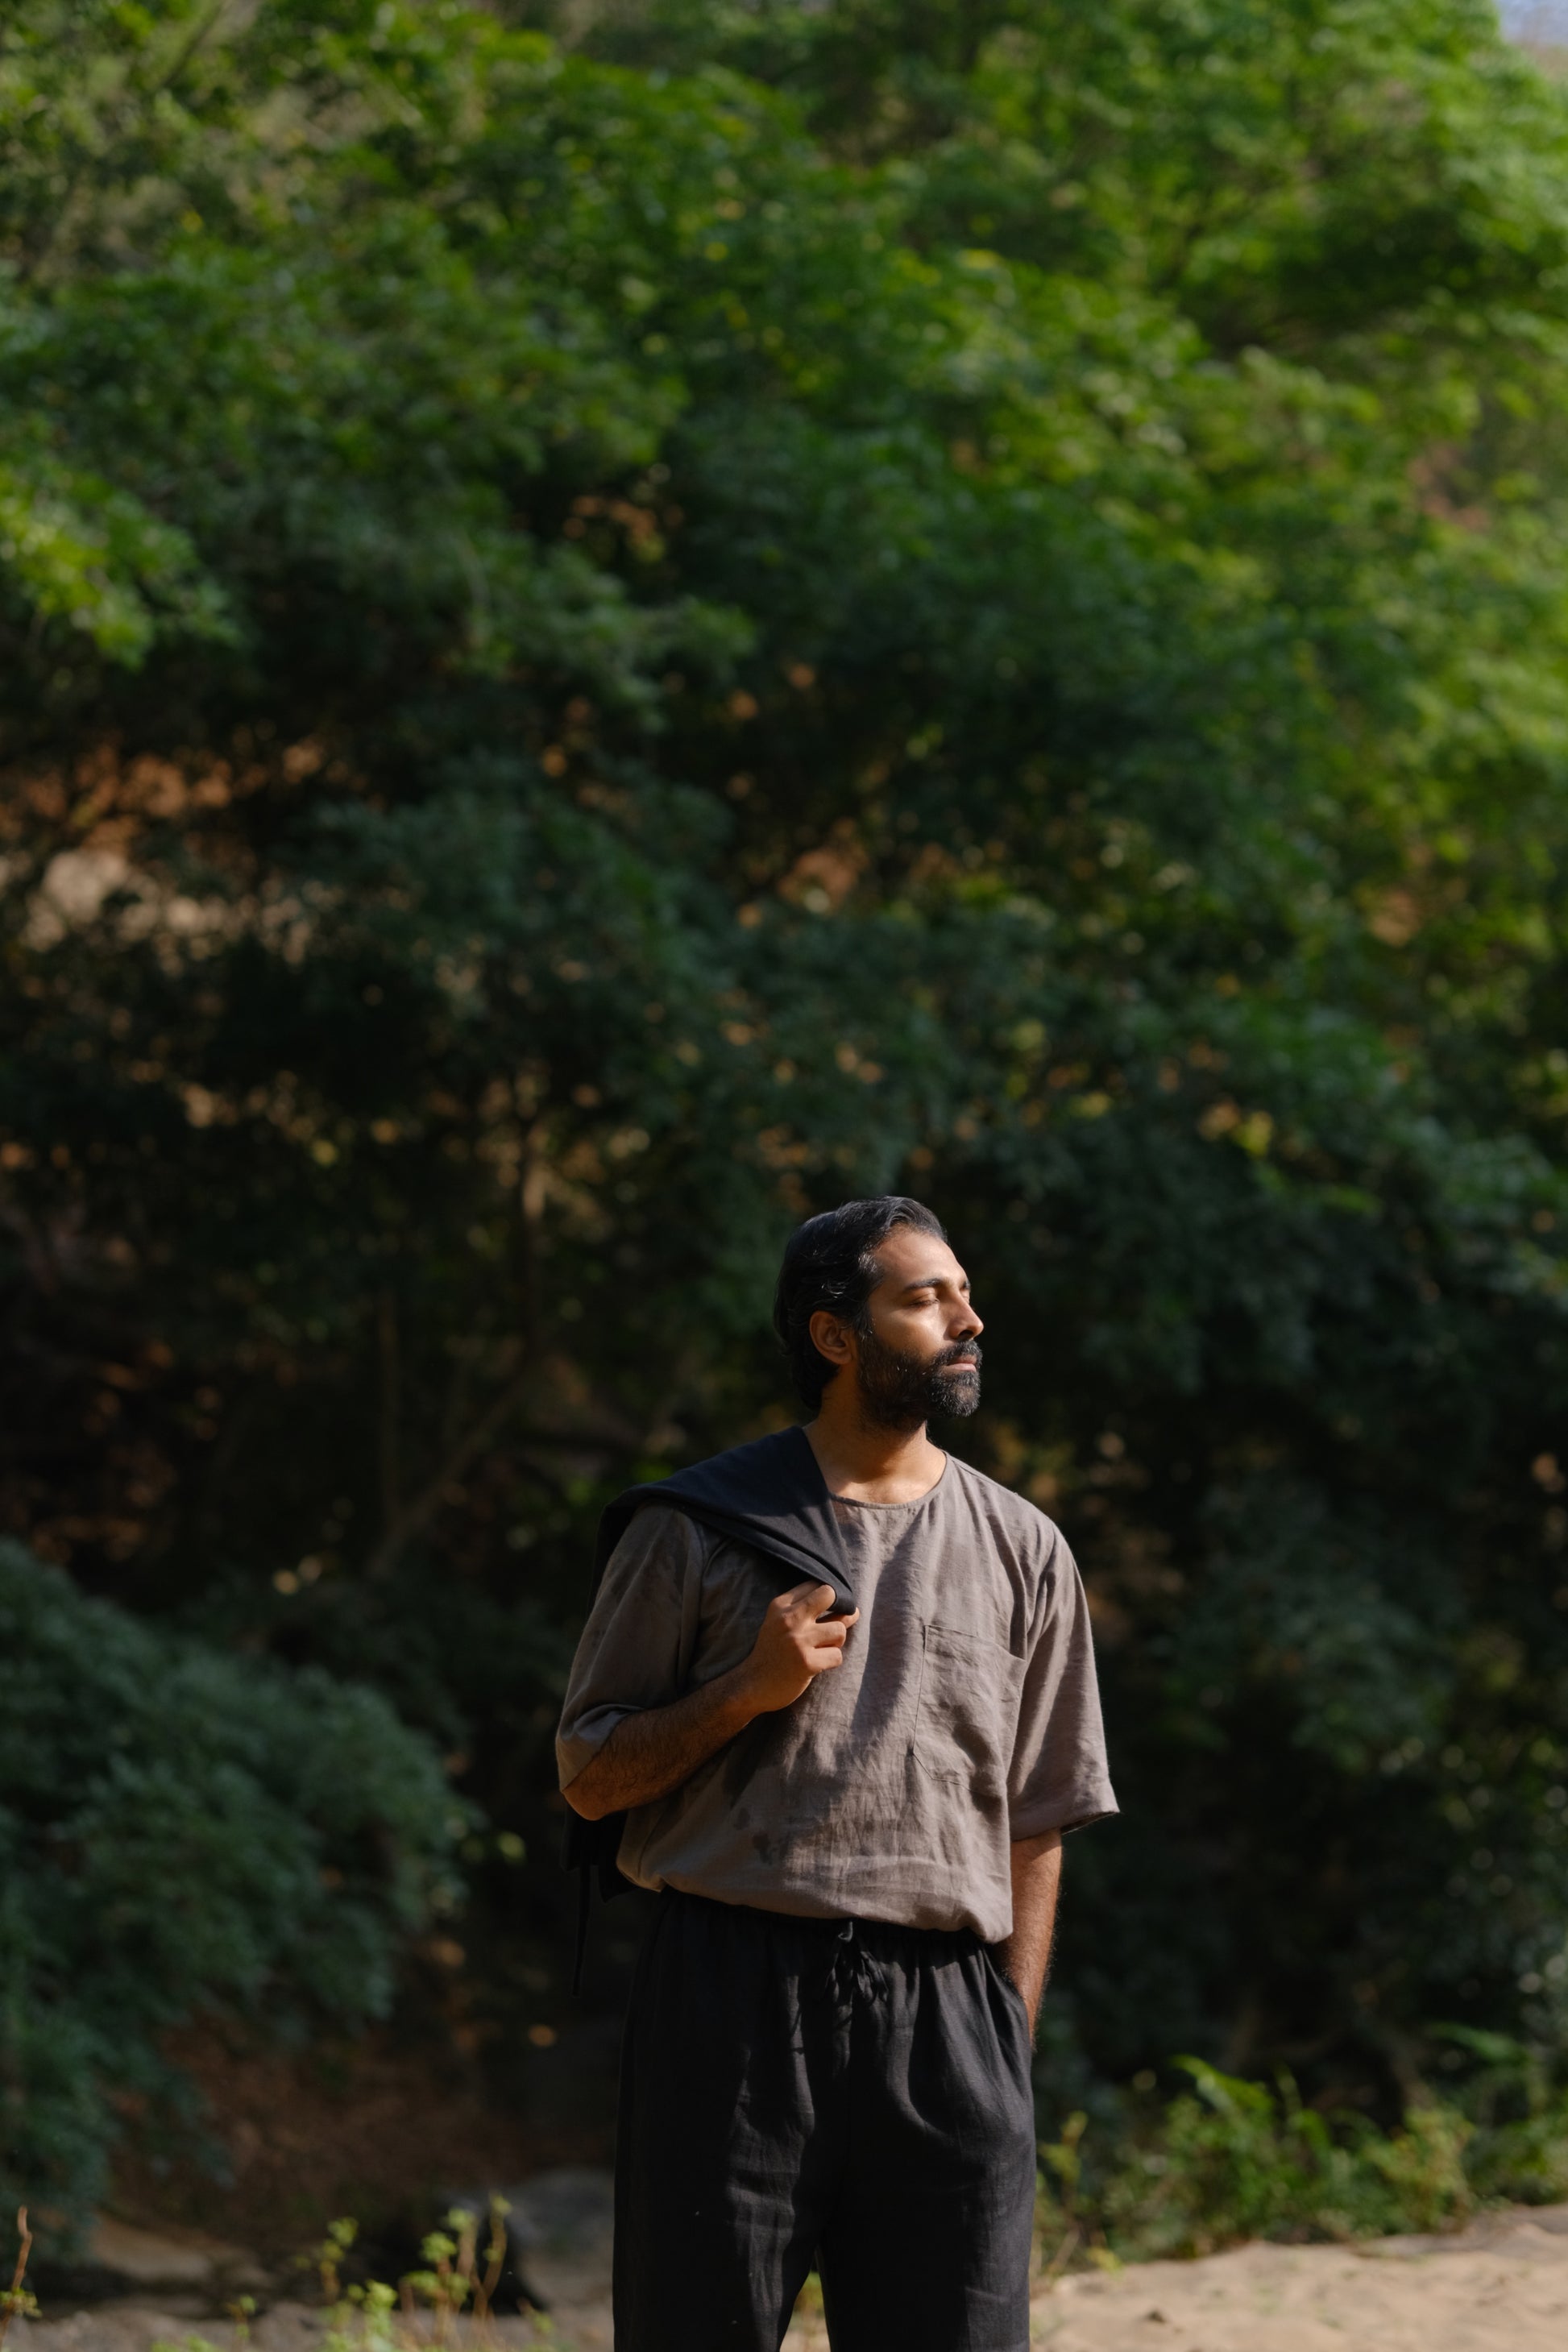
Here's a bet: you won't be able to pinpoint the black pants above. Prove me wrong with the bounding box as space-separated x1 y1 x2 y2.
614 1889 1038 2352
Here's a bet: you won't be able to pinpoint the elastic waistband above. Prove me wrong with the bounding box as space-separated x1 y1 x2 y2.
657 1882 987 1959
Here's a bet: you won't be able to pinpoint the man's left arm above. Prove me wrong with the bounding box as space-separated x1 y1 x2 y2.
1002 1828 1063 2035
1002 1521 1119 2035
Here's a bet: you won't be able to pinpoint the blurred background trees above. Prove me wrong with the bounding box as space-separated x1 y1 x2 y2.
6 0 1568 2231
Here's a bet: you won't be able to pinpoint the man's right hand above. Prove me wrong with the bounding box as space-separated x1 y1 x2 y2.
562 1581 858 1820
736 1581 860 1713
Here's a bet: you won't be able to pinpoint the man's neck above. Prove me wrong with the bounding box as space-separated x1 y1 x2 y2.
803 1391 948 1505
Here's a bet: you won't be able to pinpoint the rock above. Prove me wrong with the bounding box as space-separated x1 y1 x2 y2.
502 2170 614 2263
85 2218 266 2293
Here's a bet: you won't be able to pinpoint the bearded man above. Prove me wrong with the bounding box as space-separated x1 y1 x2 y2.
556 1195 1117 2352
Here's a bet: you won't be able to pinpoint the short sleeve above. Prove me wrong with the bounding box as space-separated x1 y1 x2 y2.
554 1507 711 1790
1007 1524 1118 1840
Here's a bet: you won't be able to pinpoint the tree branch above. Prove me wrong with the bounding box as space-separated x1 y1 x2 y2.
364 1359 533 1580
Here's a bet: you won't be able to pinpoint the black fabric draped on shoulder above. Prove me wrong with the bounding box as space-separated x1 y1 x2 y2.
562 1425 854 1984
591 1422 854 1612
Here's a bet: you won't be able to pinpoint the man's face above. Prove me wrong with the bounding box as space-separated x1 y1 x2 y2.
844 1226 984 1432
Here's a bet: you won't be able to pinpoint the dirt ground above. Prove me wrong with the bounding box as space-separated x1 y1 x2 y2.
19 2200 1568 2352
98 2024 616 2260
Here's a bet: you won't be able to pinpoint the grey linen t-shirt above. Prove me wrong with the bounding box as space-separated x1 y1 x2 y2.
555 1454 1117 1943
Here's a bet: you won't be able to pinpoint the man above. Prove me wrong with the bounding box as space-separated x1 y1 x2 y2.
557 1195 1116 2352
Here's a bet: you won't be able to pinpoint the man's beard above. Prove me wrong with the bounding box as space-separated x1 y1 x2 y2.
853 1329 983 1433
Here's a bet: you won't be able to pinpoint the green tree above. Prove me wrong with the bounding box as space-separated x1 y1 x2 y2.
0 1541 463 2233
4 0 1568 2193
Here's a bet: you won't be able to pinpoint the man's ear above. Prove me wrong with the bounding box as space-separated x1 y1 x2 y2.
807 1306 855 1370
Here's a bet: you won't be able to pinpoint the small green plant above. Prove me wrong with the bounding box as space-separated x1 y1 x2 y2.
1036 2110 1089 2282
1127 2060 1475 2255
399 2201 515 2338
1437 2027 1568 2205
0 2210 39 2350
285 2217 396 2352
312 2217 361 2308
1041 2060 1479 2265
285 2201 544 2352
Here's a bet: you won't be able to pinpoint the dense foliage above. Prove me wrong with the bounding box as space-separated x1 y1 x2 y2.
0 1541 463 2231
6 0 1568 2201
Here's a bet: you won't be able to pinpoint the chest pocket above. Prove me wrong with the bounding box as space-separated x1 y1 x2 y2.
915 1619 1023 1797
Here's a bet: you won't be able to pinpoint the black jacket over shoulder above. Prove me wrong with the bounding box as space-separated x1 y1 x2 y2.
562 1425 853 1972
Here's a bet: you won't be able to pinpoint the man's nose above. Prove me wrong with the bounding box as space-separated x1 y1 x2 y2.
954 1302 982 1339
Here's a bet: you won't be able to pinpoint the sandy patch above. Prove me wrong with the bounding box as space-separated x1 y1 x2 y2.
785 2205 1568 2352
1030 2207 1568 2350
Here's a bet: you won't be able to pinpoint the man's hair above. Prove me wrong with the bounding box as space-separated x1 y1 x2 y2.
773 1196 948 1409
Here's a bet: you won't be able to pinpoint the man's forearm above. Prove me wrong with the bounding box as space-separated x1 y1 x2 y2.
563 1666 761 1820
1002 1829 1063 2035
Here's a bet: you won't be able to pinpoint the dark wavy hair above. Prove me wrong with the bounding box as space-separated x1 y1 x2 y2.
773 1196 948 1410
